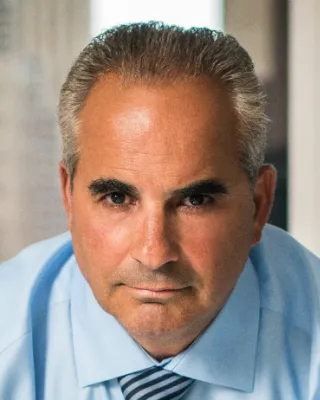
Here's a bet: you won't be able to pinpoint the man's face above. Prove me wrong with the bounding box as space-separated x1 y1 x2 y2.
61 75 272 357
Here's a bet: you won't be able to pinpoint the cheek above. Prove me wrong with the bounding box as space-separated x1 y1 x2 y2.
179 210 253 288
180 220 227 282
71 204 133 276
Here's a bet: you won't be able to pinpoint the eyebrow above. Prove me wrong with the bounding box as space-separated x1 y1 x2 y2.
88 178 140 197
169 179 229 197
88 178 229 198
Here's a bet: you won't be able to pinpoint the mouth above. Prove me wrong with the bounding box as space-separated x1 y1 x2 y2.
124 285 189 301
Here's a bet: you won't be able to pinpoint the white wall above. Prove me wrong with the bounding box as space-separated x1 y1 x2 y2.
90 0 224 36
288 0 320 255
0 0 90 261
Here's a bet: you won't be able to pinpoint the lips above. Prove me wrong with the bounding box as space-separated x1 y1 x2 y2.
132 287 185 292
125 285 189 301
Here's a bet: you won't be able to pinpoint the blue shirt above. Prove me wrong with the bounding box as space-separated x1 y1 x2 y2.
0 224 320 399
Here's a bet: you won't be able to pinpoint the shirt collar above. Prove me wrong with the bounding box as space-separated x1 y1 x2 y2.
71 257 260 392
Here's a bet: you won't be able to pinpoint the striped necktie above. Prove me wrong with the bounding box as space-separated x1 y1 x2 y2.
118 366 195 400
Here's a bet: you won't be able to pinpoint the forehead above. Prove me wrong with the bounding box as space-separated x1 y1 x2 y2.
77 75 240 186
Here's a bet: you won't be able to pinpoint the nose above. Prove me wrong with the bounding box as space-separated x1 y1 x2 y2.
130 207 180 270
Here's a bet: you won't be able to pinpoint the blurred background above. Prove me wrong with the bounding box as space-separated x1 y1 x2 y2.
1 0 319 261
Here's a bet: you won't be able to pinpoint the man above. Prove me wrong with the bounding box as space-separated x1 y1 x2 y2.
0 22 319 400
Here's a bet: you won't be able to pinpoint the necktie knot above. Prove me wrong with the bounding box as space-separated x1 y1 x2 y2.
118 366 194 400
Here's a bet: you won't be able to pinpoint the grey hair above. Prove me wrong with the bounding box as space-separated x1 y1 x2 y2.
58 21 268 186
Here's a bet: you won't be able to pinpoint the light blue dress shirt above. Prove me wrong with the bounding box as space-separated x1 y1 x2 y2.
0 224 320 399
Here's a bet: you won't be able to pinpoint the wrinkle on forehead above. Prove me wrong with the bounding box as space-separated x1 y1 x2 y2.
80 74 235 137
77 74 239 183
113 108 152 138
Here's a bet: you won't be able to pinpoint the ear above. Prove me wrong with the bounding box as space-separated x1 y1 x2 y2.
59 161 72 230
252 164 277 246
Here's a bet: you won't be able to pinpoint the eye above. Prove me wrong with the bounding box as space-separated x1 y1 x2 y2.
101 192 131 207
183 194 214 207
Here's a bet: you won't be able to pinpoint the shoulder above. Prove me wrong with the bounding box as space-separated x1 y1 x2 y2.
250 224 320 334
0 233 74 354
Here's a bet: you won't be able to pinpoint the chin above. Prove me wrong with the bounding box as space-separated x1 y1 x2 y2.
115 301 201 340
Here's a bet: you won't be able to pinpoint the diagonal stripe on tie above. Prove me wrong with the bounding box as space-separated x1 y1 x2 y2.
151 379 194 400
120 367 171 393
124 373 178 399
118 366 195 400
